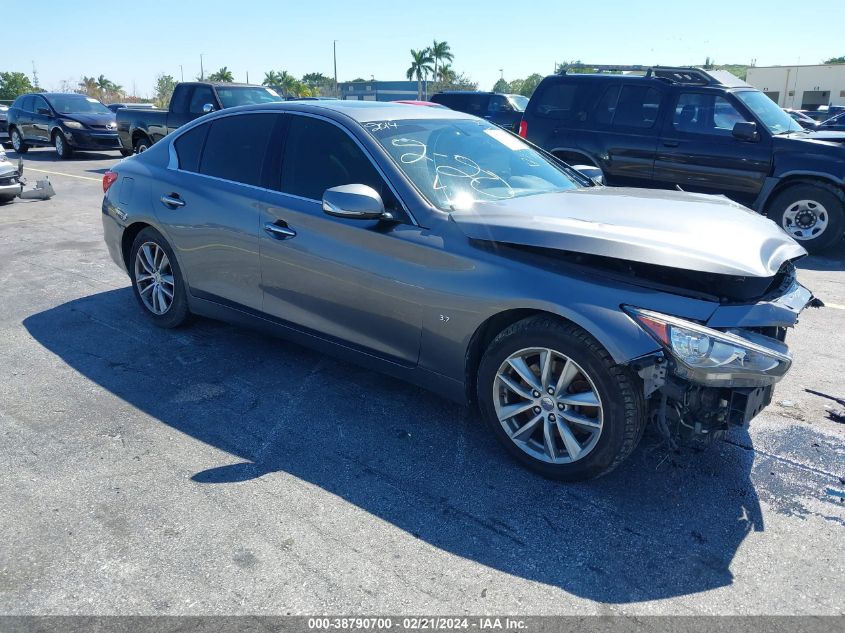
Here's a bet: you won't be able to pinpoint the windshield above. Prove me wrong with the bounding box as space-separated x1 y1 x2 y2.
216 86 284 108
47 95 111 115
365 118 581 211
509 95 529 111
735 90 802 134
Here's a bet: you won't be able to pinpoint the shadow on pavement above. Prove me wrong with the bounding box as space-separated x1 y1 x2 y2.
795 247 845 272
24 288 764 604
10 148 121 162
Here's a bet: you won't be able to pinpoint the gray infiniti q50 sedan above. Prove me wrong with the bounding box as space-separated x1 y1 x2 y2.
101 100 815 480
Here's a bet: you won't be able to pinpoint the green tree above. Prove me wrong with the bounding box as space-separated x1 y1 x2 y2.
207 66 234 82
153 73 177 108
492 78 509 92
429 40 454 93
823 55 845 64
0 72 34 100
263 71 281 87
406 48 434 100
509 73 543 97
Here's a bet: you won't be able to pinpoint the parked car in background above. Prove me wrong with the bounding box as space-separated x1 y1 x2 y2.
393 100 447 108
0 105 10 147
818 111 845 132
101 101 812 481
106 103 157 113
520 65 845 252
0 145 22 203
430 91 528 131
116 82 284 154
784 108 819 130
7 93 126 159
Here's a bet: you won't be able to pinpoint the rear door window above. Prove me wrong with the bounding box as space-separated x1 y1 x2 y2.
198 113 277 186
20 96 35 112
174 123 209 172
169 85 191 114
279 115 399 210
611 86 662 129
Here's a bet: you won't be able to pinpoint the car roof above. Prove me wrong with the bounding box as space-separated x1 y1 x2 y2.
211 100 478 123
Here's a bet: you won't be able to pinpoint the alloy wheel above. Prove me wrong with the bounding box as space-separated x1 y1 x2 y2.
55 134 65 157
782 199 829 241
134 242 175 315
493 347 603 464
11 129 21 152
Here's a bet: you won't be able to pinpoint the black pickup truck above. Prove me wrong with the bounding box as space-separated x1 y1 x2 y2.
520 66 845 253
117 82 283 153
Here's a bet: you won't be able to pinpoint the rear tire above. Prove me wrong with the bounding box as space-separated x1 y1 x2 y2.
768 183 844 253
119 148 133 157
133 136 152 154
477 316 645 481
54 131 73 159
10 128 27 153
129 227 191 329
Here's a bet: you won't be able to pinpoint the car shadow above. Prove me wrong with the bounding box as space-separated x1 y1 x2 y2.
9 148 121 162
795 248 845 272
23 288 764 604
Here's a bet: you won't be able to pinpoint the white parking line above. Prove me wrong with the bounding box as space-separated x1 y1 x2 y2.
23 167 101 182
826 302 845 311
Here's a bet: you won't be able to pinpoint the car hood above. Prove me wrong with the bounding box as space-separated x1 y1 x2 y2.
450 187 806 278
780 129 845 145
60 113 117 128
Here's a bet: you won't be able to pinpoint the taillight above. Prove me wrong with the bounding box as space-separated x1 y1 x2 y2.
103 170 118 193
518 120 528 138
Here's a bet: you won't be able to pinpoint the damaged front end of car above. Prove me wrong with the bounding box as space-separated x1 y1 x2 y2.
623 266 818 448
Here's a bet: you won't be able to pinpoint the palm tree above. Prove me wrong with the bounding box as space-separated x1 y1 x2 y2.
276 70 298 97
263 70 281 87
429 40 453 93
78 76 99 98
96 75 114 100
406 49 433 100
436 63 456 88
207 66 234 82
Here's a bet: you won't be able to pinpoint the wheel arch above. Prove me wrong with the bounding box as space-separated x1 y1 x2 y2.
464 307 630 404
131 129 153 146
759 173 845 214
121 221 153 271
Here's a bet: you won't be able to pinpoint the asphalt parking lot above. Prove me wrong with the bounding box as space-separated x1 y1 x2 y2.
1 147 843 615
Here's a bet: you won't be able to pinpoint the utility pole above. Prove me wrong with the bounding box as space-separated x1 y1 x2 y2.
200 53 205 81
333 40 338 98
180 65 184 82
246 71 249 84
32 60 40 89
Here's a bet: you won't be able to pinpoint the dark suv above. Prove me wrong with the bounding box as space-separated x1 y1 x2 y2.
431 91 528 131
7 93 124 159
520 66 845 252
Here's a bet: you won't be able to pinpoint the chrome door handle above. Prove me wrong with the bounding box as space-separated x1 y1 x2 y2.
160 193 186 208
264 222 296 240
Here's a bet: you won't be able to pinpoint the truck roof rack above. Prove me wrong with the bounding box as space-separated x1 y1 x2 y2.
559 64 719 86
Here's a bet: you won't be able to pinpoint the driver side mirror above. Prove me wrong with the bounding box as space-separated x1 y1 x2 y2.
322 184 391 220
732 121 759 142
202 103 216 114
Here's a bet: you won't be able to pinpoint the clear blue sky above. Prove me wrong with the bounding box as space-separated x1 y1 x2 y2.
6 0 843 97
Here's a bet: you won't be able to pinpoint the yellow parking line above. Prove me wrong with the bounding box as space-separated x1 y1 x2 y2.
23 167 101 182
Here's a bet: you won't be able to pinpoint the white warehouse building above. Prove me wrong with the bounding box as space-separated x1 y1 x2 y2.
746 64 845 110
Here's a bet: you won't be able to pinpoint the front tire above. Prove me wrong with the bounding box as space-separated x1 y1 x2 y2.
477 316 645 481
768 183 844 253
10 128 28 153
119 147 133 157
129 227 191 328
54 131 73 159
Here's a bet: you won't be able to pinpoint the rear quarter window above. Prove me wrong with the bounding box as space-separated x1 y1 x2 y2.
531 81 589 123
173 123 209 172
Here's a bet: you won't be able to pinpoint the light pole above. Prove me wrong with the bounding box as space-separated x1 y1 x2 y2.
333 40 338 98
180 65 184 82
200 54 205 81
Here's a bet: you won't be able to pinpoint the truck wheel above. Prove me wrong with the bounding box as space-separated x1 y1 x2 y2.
134 136 152 154
119 148 134 157
769 183 845 253
10 128 28 154
476 316 645 481
54 131 73 159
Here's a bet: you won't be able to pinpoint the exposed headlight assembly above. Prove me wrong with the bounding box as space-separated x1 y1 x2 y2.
626 307 792 387
62 120 85 129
